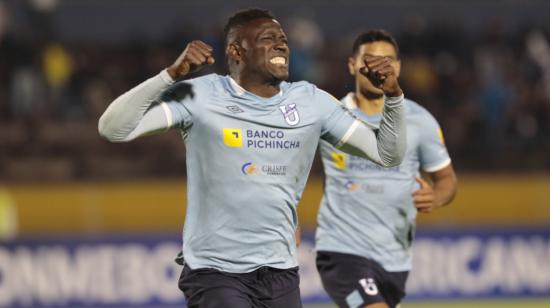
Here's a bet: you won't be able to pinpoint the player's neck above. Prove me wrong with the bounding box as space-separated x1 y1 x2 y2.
232 74 281 98
355 91 384 116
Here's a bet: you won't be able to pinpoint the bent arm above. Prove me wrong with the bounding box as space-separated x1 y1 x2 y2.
337 94 406 167
98 70 175 142
429 164 458 208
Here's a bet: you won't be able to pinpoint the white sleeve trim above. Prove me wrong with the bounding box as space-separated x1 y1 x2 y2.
160 102 173 128
336 120 361 148
159 69 176 85
423 158 452 173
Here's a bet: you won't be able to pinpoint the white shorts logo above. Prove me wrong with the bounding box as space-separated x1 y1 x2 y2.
359 278 379 296
279 104 300 126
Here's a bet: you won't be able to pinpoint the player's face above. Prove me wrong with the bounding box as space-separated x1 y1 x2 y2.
349 41 401 96
239 18 290 83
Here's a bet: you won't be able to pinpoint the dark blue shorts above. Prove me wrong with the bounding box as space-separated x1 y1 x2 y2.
316 251 408 308
178 264 302 308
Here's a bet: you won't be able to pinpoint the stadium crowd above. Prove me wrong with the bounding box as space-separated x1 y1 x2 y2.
1 1 549 181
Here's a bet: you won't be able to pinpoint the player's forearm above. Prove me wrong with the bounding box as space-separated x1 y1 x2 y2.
429 164 458 207
98 70 174 142
375 94 406 166
433 171 458 208
337 95 405 167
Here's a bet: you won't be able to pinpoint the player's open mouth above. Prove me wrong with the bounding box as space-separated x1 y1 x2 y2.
269 56 287 65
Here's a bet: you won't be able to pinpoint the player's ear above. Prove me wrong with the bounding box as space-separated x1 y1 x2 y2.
227 43 242 62
347 56 356 76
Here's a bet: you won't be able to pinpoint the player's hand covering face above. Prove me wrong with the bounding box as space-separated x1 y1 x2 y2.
237 18 290 83
349 41 402 97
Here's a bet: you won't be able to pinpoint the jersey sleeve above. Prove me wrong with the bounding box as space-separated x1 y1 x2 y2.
316 88 357 145
98 70 210 142
418 112 451 172
159 76 212 131
316 87 406 167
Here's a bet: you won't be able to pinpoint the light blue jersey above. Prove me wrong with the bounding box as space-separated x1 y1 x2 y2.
315 93 451 272
99 72 406 273
169 74 357 273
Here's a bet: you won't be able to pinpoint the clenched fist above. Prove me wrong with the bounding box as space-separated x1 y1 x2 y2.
360 56 403 97
167 40 215 80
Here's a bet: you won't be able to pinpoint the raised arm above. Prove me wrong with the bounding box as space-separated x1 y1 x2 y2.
336 56 406 167
98 41 214 142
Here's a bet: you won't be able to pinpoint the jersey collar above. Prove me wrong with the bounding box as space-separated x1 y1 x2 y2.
228 76 283 98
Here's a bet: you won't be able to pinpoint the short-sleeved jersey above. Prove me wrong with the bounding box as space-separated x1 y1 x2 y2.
162 74 355 273
315 93 451 272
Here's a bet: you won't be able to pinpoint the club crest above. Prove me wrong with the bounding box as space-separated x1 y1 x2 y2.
279 104 300 126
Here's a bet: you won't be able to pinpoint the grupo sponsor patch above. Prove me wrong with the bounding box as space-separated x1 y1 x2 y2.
241 162 288 176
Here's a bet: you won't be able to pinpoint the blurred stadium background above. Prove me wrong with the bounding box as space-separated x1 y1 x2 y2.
1 0 549 307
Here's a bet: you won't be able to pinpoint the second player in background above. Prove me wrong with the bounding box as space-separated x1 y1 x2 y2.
315 30 458 308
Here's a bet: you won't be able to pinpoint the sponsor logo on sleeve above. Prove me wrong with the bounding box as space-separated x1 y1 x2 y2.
438 128 445 145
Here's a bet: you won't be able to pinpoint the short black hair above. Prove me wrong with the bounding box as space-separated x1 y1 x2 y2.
223 8 276 46
352 30 400 58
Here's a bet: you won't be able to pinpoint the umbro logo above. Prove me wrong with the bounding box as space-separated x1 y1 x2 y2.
226 105 244 113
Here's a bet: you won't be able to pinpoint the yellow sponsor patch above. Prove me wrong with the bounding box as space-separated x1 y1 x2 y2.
331 152 347 169
437 128 445 145
223 128 243 147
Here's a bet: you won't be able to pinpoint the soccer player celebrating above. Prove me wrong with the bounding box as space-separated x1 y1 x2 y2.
98 10 406 308
315 30 458 308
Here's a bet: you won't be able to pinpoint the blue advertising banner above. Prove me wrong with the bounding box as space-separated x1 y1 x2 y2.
0 235 184 308
1 228 550 307
406 228 550 300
